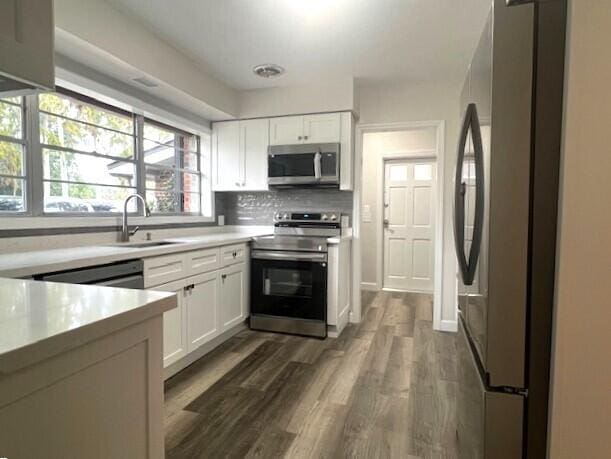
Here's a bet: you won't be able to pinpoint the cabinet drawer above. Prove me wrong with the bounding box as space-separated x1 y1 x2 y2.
186 247 221 276
144 253 187 287
221 243 248 267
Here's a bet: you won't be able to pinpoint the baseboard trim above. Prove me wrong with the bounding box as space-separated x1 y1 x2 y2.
438 319 458 332
360 282 379 291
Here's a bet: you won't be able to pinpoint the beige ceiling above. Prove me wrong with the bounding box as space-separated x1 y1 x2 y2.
104 0 491 90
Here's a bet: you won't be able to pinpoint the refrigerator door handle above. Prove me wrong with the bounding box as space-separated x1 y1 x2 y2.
454 105 471 284
454 103 485 285
468 103 486 285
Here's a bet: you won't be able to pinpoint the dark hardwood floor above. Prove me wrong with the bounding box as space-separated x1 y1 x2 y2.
164 290 458 458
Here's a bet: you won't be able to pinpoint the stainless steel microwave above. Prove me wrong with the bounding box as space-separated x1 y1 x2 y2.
268 143 340 187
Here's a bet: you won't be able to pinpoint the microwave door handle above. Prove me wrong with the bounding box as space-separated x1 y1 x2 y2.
314 151 322 180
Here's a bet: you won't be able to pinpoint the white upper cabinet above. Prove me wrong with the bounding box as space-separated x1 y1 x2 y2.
212 121 241 191
270 113 341 145
213 119 269 191
241 118 269 190
302 113 341 144
0 0 54 95
214 111 354 191
269 116 304 145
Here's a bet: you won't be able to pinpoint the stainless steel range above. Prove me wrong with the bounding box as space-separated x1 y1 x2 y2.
250 210 342 338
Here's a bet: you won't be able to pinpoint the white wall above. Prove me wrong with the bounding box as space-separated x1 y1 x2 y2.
548 1 611 457
356 80 461 327
239 78 355 118
54 0 239 118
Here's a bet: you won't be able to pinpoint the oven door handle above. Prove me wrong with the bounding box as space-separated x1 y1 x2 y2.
252 250 327 262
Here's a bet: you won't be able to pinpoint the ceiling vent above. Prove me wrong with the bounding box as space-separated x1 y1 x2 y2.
253 64 285 79
132 77 159 88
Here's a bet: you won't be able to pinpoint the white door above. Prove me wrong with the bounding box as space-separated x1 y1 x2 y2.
302 113 341 143
219 262 247 330
186 271 220 352
151 279 187 367
383 160 437 292
241 118 269 190
213 121 242 190
269 116 304 145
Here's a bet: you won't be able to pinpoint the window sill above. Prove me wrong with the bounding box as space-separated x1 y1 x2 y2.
0 215 216 231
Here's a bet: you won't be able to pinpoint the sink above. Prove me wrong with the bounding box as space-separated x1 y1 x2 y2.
107 240 187 249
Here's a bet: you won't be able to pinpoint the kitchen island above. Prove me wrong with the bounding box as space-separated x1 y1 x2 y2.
0 278 176 459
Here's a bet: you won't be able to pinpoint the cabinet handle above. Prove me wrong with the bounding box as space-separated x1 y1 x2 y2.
235 181 240 186
184 283 195 292
298 136 302 140
304 135 308 140
222 274 227 282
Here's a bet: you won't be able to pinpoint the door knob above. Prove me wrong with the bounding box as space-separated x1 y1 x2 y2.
383 219 390 227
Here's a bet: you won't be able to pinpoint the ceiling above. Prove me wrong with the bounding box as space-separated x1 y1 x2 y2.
104 0 491 90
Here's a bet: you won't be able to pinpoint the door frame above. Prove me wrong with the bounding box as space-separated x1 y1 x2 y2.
352 120 445 331
380 155 438 293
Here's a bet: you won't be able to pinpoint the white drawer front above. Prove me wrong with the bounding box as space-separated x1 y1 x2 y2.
186 247 221 276
144 253 187 287
221 243 247 267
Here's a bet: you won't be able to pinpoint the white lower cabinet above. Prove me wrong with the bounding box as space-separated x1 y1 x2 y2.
327 238 352 337
220 262 248 330
151 278 187 367
186 271 220 351
145 243 249 371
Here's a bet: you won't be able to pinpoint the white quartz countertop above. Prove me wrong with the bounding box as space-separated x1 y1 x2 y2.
0 228 352 278
0 278 176 373
0 229 274 278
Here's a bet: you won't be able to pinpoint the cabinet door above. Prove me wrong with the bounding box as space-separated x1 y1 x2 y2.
269 116 304 145
220 262 248 330
241 118 269 190
185 271 220 351
151 279 187 367
303 113 341 143
213 121 242 190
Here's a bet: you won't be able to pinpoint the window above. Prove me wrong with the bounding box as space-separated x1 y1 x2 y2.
143 120 201 214
39 92 137 213
0 88 209 218
0 97 26 213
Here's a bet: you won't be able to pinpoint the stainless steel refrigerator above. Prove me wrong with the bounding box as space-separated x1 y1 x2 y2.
454 0 567 457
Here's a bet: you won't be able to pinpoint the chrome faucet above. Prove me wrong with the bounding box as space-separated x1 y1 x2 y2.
121 194 151 242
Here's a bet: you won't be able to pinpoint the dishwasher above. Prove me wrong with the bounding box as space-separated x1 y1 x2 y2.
36 260 144 289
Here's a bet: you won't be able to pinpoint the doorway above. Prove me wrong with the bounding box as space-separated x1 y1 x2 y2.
352 121 446 330
383 159 437 292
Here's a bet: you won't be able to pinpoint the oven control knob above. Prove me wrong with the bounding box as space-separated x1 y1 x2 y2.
321 214 328 221
283 213 289 220
330 214 337 221
275 213 282 220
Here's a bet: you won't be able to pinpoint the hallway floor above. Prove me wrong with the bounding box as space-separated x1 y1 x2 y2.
164 291 458 458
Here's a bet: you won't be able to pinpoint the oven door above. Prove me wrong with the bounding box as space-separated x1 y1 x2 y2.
251 251 327 322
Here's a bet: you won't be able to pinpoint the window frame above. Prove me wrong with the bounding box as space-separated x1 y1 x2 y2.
0 87 212 224
141 117 203 217
0 96 28 216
